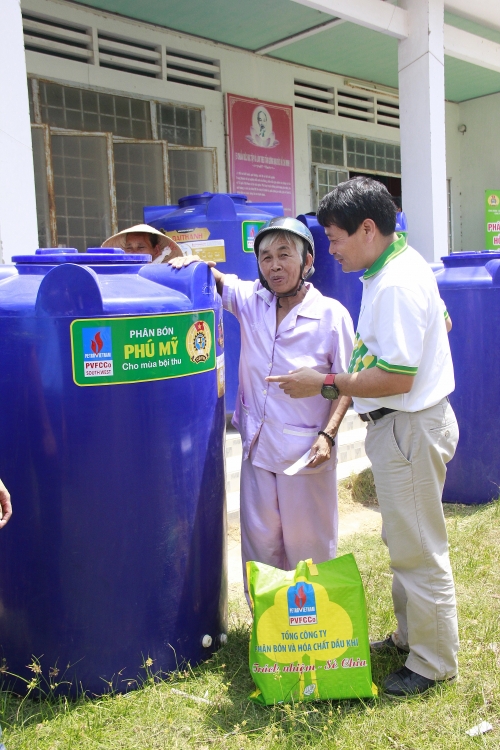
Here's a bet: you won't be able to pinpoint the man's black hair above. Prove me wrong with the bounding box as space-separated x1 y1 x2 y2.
317 176 396 236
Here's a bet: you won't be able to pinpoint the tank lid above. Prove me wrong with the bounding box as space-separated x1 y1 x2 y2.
12 247 152 264
442 251 500 267
177 192 248 207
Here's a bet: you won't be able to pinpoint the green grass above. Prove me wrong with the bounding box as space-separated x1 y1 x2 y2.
2 500 500 748
338 467 379 507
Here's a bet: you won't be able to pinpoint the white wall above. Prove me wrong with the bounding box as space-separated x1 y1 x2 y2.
23 0 401 216
18 0 500 257
445 100 462 251
457 91 500 251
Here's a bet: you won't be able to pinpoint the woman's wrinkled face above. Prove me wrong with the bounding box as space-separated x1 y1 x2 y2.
124 233 158 260
258 237 307 295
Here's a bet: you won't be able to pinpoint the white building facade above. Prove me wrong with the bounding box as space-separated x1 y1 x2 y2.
2 0 500 262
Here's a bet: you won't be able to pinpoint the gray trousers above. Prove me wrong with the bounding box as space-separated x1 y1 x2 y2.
364 397 459 680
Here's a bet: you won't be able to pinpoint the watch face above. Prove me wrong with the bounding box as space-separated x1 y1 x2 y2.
321 384 339 400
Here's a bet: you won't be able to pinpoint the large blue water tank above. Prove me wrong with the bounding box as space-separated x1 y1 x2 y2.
0 247 226 694
145 193 283 414
435 251 500 504
297 214 364 328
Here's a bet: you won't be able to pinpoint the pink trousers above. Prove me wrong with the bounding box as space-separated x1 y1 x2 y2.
240 458 338 599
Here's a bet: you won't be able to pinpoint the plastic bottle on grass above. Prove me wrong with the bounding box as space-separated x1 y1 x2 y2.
0 726 6 750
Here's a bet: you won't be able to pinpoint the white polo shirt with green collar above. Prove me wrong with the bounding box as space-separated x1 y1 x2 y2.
348 234 455 414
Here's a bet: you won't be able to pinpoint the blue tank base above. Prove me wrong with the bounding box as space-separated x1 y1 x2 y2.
436 253 500 506
442 495 494 506
0 639 226 698
0 254 228 697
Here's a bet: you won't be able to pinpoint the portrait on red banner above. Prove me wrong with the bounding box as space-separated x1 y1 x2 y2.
226 94 295 217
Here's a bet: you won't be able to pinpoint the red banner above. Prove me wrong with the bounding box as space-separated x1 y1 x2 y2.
226 94 295 217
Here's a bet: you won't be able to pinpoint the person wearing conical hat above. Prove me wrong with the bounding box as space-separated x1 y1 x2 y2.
101 224 183 263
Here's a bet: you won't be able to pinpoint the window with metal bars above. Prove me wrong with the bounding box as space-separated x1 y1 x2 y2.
315 167 349 207
310 129 401 210
51 133 113 251
311 129 401 174
29 79 216 250
157 103 203 146
311 130 344 168
168 148 215 205
345 137 401 174
114 141 167 231
38 81 152 139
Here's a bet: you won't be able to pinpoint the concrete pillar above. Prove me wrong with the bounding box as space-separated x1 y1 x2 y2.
0 0 38 263
398 0 448 261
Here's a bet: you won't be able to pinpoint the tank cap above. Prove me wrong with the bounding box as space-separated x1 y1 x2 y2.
177 192 248 207
13 247 151 264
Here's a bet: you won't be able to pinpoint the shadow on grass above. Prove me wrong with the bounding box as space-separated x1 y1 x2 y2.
443 496 500 519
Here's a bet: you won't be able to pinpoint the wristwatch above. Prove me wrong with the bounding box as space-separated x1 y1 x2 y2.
321 373 340 400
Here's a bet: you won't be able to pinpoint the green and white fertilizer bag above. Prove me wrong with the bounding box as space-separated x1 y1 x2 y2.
247 554 377 704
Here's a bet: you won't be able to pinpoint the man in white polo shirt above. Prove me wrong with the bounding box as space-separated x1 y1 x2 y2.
267 177 459 697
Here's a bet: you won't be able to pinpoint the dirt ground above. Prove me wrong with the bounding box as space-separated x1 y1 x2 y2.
227 469 381 588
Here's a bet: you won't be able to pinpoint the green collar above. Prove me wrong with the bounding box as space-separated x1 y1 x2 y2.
363 233 408 280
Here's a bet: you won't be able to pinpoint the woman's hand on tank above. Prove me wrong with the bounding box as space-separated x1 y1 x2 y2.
307 435 331 468
168 254 216 269
0 479 12 529
168 254 224 295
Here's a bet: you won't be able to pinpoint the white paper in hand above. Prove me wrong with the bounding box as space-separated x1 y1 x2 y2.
284 450 314 476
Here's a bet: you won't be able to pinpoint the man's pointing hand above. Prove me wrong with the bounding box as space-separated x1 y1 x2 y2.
265 367 325 398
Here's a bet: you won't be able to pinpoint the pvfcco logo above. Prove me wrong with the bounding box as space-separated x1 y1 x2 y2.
287 582 317 626
82 327 113 377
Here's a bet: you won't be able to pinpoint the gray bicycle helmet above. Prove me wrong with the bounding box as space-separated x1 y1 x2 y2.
253 217 315 299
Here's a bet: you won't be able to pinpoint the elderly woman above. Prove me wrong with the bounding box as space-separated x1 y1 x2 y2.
102 223 183 262
170 217 354 598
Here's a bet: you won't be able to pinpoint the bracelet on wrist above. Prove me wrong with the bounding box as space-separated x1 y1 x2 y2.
318 430 335 447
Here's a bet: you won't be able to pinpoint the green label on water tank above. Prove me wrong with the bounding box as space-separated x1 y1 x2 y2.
71 311 215 386
242 220 267 252
485 190 500 250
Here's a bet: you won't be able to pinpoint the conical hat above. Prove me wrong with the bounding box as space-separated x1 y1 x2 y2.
101 224 183 260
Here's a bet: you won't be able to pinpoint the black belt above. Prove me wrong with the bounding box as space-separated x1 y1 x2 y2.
360 407 397 423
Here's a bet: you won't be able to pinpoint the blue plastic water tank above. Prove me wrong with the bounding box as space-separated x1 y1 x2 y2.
396 211 408 237
142 204 179 226
296 214 364 328
435 251 500 504
144 193 284 414
0 247 226 694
